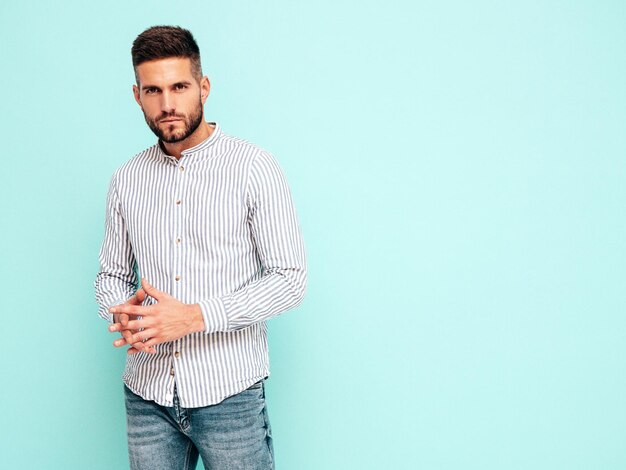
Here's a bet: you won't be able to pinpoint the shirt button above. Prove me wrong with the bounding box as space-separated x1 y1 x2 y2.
176 199 181 205
175 275 181 281
170 367 175 376
179 166 185 172
174 351 181 358
176 237 181 244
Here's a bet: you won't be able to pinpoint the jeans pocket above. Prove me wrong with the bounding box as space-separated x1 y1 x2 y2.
262 400 274 467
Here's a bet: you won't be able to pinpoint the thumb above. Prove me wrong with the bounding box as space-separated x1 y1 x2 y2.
128 288 147 305
136 288 147 303
141 278 164 301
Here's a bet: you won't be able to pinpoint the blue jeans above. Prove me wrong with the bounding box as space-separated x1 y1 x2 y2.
124 381 274 470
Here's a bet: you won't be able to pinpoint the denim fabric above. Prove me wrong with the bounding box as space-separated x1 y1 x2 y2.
124 380 274 470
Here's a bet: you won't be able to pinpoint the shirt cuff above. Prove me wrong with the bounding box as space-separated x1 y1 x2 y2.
100 305 117 324
102 298 131 324
198 298 229 333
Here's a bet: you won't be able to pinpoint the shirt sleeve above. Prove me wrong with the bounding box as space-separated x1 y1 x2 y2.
94 173 138 323
197 151 307 332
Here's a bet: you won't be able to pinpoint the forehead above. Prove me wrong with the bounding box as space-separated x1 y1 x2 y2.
135 57 195 86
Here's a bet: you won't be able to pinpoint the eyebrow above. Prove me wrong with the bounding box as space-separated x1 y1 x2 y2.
142 81 193 90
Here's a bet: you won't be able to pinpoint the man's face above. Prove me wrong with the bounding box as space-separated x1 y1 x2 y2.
132 57 209 143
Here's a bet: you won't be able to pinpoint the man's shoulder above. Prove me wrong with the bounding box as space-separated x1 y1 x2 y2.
217 130 273 163
110 144 160 181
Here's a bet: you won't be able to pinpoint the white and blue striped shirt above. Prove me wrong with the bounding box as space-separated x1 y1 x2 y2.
94 122 306 407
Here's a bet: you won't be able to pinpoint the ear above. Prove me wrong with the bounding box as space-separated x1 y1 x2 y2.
132 84 142 108
200 76 210 104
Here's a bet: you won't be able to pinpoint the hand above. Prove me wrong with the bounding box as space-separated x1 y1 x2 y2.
110 288 148 353
109 278 205 354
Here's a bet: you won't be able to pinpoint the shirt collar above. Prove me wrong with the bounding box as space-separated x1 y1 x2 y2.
156 121 221 162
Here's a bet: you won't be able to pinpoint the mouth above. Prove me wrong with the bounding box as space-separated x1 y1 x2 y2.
160 118 183 123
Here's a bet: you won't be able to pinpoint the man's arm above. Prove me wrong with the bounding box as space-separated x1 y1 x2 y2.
94 173 139 323
198 150 307 332
109 151 307 350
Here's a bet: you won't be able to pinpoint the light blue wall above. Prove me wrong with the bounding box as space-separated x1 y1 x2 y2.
1 1 624 468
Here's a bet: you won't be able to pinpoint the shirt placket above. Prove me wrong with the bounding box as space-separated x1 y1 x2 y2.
168 155 188 402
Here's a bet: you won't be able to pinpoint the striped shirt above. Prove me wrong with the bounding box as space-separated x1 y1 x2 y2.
94 122 307 407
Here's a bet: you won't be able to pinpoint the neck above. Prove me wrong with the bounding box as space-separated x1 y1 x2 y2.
161 120 214 159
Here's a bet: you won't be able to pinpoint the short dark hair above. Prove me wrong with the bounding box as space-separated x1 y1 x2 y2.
131 25 202 85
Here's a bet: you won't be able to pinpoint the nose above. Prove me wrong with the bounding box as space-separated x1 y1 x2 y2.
160 90 175 114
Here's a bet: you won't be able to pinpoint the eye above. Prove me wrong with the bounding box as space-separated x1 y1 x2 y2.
175 83 188 91
145 87 158 94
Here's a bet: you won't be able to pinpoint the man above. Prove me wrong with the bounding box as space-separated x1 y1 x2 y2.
94 25 306 470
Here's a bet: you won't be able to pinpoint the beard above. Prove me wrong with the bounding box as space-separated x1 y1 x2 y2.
143 98 204 143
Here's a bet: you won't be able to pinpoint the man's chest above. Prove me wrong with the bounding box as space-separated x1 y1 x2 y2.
120 166 250 250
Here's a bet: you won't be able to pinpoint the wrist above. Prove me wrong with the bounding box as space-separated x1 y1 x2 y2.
187 303 205 333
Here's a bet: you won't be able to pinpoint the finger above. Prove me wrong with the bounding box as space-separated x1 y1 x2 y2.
130 340 157 354
112 312 130 326
136 288 147 303
110 305 147 316
127 291 141 305
141 278 164 301
128 342 147 354
112 329 135 347
111 318 141 332
127 328 159 345
128 288 147 305
124 319 150 331
128 345 156 355
126 336 159 353
122 329 134 345
142 337 160 349
136 341 157 354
